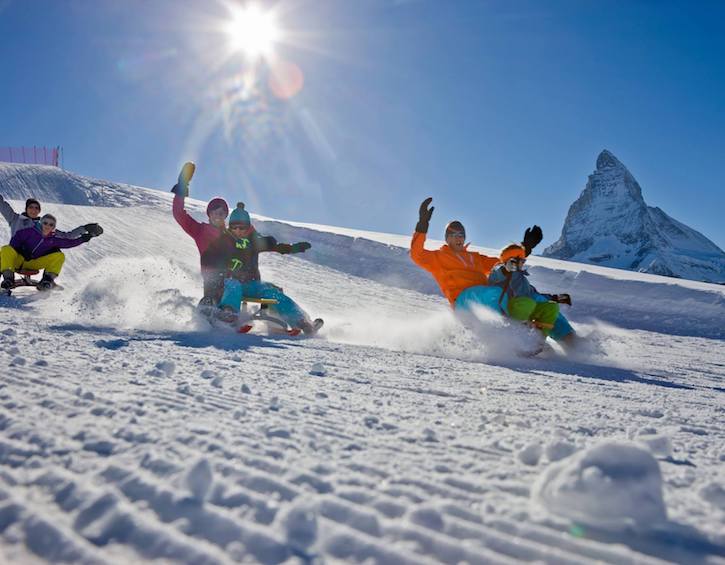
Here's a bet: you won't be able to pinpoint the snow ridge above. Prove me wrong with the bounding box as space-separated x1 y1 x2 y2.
0 162 169 208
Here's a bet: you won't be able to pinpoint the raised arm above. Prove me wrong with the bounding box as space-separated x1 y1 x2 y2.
251 232 278 253
50 233 93 250
56 222 103 240
247 227 309 255
172 193 202 239
410 198 437 269
522 226 543 256
54 225 87 239
0 194 19 226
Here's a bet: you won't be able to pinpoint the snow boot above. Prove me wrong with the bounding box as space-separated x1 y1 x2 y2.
217 306 238 324
198 295 217 309
37 273 56 291
302 318 324 335
1 270 14 290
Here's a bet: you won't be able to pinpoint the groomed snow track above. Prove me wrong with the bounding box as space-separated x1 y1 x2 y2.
1 164 724 563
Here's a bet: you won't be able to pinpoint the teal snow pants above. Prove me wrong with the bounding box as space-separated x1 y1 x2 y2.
218 279 309 328
454 285 574 341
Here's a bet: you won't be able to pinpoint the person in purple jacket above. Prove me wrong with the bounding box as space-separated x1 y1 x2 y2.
171 177 230 306
0 213 100 290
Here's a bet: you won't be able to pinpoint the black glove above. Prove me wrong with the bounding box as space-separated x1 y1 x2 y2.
522 225 543 256
170 183 188 198
416 197 434 233
84 223 103 237
291 242 311 253
79 233 93 242
551 293 572 306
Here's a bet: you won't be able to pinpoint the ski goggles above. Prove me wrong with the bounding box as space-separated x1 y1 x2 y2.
505 257 526 271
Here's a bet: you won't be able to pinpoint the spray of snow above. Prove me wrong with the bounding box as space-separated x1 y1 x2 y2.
49 257 203 331
325 303 560 362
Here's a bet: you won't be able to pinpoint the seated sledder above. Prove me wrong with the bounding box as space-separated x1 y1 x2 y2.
487 244 575 345
170 162 230 307
1 213 101 292
409 197 576 348
1 195 102 240
203 202 323 335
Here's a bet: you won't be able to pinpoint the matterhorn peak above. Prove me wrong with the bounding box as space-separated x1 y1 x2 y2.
544 152 725 283
596 149 624 171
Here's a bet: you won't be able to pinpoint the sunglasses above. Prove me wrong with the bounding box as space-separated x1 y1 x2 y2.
447 231 465 238
229 224 250 231
42 221 55 227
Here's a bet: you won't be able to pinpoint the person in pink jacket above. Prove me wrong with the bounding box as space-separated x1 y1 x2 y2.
171 178 229 306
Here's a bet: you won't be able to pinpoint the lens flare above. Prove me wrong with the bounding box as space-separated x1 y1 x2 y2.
268 59 304 99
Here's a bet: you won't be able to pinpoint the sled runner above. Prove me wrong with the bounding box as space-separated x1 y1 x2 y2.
1 270 63 296
201 297 314 336
234 298 324 336
235 297 296 335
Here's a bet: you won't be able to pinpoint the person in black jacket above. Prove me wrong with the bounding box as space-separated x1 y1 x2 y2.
210 203 323 334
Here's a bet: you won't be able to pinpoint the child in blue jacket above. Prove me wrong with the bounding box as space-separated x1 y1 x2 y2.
487 244 573 339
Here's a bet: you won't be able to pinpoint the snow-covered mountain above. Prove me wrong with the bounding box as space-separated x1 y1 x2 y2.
543 150 725 283
1 163 724 564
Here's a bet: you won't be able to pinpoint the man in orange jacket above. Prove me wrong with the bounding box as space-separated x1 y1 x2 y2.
410 197 575 341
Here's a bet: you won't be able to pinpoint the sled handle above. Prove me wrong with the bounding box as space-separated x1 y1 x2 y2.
243 298 278 305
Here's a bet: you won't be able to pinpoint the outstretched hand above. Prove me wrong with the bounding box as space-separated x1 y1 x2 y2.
522 225 543 255
84 223 104 237
291 242 311 253
416 197 434 233
171 162 195 197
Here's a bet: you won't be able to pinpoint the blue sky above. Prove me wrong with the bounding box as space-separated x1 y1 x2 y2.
2 0 724 250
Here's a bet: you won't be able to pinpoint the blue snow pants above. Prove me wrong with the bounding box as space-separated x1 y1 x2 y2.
454 285 574 341
218 279 308 328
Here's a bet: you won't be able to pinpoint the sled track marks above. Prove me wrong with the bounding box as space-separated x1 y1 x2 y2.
1 318 723 563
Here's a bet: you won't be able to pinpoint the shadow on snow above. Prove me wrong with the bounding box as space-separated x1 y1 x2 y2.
46 323 298 353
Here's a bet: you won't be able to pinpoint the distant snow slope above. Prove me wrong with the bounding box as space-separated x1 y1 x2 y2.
544 150 725 283
1 164 724 564
0 162 169 208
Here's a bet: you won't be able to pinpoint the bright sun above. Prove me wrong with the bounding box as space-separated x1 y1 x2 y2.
226 5 280 59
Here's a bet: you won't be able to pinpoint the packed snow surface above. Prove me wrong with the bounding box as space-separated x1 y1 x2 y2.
1 164 724 564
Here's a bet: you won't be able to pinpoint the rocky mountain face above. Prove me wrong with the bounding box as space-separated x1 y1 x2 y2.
543 150 725 283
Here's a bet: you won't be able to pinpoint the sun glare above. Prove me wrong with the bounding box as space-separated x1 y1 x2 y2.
226 5 280 59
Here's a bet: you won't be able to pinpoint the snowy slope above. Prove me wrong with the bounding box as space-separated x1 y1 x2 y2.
0 163 169 208
1 165 724 564
544 150 725 283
